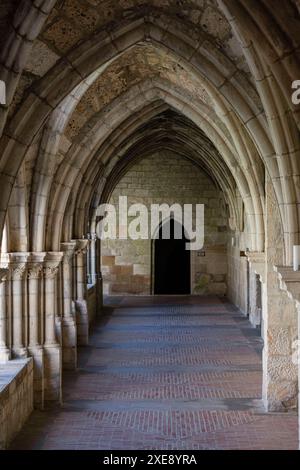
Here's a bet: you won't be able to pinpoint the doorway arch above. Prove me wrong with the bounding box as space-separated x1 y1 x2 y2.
153 218 191 295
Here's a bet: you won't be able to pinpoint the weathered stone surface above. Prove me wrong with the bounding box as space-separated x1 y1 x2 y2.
0 0 300 450
102 150 228 295
25 40 59 76
0 359 33 449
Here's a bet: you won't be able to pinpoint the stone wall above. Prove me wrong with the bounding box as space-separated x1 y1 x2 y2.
263 177 298 411
87 284 97 325
0 358 33 449
227 208 262 325
227 238 248 315
227 242 262 329
226 176 298 412
248 269 262 328
101 151 228 296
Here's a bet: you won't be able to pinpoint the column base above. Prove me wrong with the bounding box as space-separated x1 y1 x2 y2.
263 369 298 412
12 347 28 359
0 347 10 363
62 318 77 370
28 345 45 409
43 343 62 404
264 388 298 412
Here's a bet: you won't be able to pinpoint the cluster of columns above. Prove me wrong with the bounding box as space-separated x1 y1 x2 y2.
246 253 264 331
0 238 102 408
244 177 299 413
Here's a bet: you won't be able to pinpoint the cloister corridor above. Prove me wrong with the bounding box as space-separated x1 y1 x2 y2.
10 296 298 450
1 0 300 454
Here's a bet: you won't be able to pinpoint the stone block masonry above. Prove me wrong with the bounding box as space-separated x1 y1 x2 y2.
0 358 33 449
1 0 299 449
102 151 228 296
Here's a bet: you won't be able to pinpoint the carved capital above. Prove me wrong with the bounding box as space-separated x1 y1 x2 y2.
27 263 43 280
8 254 29 280
43 252 63 279
73 239 89 255
27 253 46 280
43 265 59 279
61 242 76 265
10 263 27 280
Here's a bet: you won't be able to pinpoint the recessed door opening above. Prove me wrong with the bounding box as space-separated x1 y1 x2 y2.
153 218 190 295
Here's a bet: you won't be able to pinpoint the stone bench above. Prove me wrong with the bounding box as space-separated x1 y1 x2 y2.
0 358 33 449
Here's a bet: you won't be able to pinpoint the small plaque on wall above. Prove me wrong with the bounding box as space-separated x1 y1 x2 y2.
240 251 246 257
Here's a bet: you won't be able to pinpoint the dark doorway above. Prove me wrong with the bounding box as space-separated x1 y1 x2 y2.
154 218 190 295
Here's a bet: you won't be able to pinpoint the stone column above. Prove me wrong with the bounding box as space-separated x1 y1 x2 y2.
89 234 97 284
262 177 298 411
246 251 269 409
61 242 77 370
248 270 261 328
74 239 89 346
9 253 29 358
246 252 265 330
297 301 300 451
95 237 103 314
0 268 10 362
27 252 46 408
43 252 63 403
273 267 300 448
88 233 103 316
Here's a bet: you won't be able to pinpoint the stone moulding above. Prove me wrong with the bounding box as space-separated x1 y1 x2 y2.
73 239 89 255
274 266 300 305
245 251 266 282
43 252 63 278
274 265 300 450
61 242 76 263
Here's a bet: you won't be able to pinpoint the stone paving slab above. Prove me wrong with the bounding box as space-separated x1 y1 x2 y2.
10 296 298 450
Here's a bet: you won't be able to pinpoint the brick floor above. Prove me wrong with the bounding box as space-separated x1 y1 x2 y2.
10 295 298 450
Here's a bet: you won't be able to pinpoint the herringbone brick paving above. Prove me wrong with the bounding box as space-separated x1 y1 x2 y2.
10 296 298 450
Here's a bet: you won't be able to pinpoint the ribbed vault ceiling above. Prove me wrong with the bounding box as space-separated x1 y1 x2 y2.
0 0 299 264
